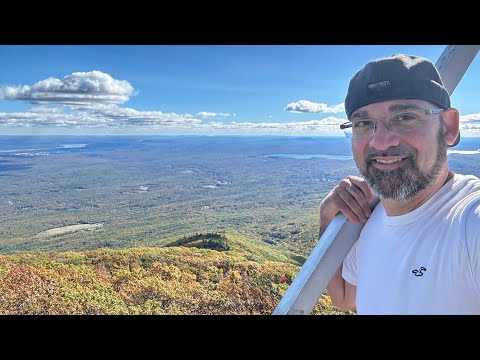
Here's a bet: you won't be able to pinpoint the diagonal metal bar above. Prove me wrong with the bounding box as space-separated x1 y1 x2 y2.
272 45 480 315
435 45 480 95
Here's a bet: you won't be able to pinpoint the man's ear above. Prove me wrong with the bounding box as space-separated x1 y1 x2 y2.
443 108 460 146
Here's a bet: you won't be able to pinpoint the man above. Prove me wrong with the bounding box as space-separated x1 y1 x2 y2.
321 53 480 314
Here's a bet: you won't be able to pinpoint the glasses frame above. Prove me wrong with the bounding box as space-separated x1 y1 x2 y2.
340 108 445 139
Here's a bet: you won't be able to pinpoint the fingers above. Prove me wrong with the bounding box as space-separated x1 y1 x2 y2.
320 176 375 225
347 176 374 204
344 176 374 216
336 183 370 223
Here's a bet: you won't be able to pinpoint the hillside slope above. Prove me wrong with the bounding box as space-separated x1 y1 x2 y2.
0 231 349 315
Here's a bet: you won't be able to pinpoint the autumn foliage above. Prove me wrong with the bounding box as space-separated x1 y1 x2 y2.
0 232 348 315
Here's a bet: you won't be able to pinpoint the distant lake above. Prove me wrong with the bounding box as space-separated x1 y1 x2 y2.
448 149 480 155
259 153 354 160
260 148 480 161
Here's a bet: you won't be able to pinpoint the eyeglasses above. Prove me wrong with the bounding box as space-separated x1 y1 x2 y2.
340 108 445 139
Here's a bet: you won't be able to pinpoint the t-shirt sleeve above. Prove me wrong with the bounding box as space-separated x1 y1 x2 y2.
466 202 480 294
342 239 359 286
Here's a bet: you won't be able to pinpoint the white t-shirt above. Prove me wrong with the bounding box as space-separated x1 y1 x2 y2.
342 173 480 315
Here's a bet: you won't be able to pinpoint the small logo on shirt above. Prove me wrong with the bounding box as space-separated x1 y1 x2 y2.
412 267 426 276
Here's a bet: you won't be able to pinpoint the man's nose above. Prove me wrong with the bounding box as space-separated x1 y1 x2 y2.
368 120 400 151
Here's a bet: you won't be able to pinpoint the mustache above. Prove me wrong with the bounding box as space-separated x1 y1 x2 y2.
365 147 417 162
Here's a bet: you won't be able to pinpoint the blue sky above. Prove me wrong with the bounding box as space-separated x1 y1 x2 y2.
1 45 480 136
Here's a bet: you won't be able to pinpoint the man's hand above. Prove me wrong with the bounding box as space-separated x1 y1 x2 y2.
319 176 375 236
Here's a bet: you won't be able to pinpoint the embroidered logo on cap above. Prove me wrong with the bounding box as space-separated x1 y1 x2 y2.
367 80 391 90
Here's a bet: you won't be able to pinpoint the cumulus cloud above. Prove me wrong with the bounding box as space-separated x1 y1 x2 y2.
0 71 135 105
0 102 349 135
285 100 345 114
460 113 480 123
312 116 347 125
230 118 344 129
458 113 480 132
196 112 232 117
200 117 347 135
0 104 200 129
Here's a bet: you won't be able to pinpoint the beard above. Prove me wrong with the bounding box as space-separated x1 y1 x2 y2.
357 128 448 201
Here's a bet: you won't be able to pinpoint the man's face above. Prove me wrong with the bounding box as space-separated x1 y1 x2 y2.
350 99 448 201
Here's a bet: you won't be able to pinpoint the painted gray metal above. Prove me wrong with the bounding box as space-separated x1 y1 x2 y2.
435 45 480 94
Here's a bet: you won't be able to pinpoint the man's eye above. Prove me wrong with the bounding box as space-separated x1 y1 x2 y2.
393 112 418 122
353 120 373 128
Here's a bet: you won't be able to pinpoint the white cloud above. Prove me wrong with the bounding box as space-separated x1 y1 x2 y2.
197 111 232 117
285 100 345 114
25 106 64 114
459 113 480 131
199 117 347 135
0 71 135 105
313 116 347 125
0 105 200 129
224 118 344 129
460 113 480 123
0 104 348 135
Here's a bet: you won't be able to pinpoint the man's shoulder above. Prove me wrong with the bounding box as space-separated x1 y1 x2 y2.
453 173 480 194
446 173 480 216
453 173 480 184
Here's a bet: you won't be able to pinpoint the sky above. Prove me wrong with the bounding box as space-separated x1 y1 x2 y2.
1 45 480 137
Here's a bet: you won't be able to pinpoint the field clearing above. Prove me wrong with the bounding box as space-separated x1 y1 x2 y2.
34 223 103 239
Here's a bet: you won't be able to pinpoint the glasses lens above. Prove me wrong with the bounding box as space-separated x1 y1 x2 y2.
343 127 352 138
352 120 375 139
340 123 353 139
386 110 430 133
